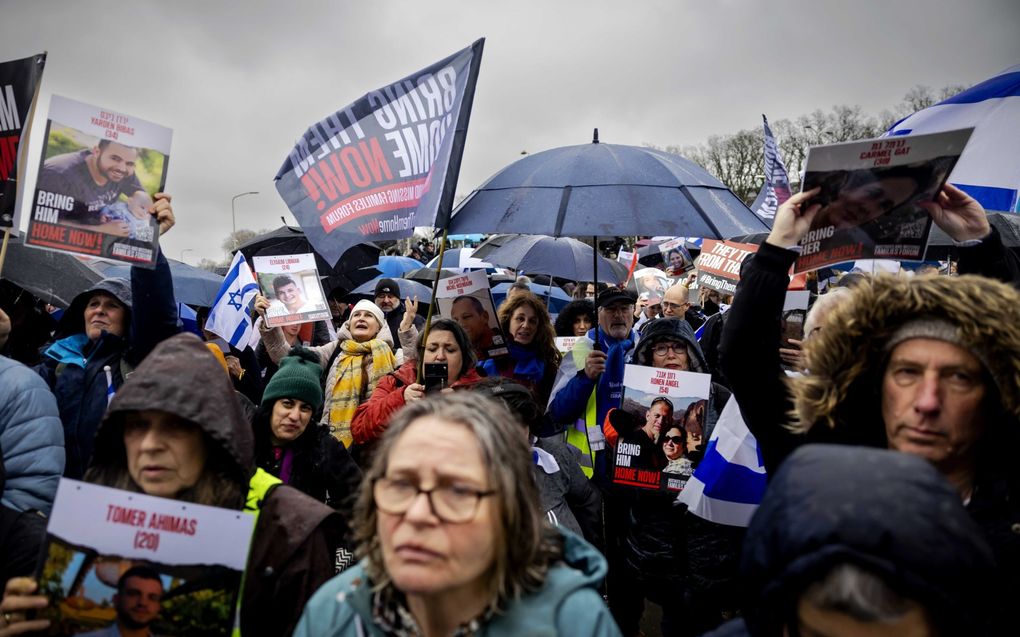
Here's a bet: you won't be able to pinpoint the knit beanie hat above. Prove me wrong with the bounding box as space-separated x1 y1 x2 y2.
884 317 991 372
350 299 386 332
262 347 324 412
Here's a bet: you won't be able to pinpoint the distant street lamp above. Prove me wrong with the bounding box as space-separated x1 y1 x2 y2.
180 248 194 263
231 191 259 250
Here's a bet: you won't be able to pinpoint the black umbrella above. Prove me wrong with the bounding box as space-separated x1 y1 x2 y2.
924 211 1020 260
236 225 381 294
1 237 102 308
402 266 460 283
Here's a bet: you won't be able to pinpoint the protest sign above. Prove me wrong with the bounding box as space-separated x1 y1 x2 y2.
253 253 330 327
612 364 712 493
36 479 255 636
436 269 507 360
695 240 759 295
0 53 46 230
631 267 671 302
25 95 171 267
657 237 694 275
554 336 579 353
793 128 973 273
780 289 811 369
275 39 484 267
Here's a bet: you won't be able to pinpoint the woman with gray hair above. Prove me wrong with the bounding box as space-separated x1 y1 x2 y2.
294 392 620 636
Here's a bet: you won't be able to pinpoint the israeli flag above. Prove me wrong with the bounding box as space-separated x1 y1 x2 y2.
888 65 1020 212
678 395 767 527
205 252 260 349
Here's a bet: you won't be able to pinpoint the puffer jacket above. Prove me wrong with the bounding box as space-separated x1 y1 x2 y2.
0 356 63 514
737 445 999 636
88 333 353 637
36 250 179 478
292 529 621 637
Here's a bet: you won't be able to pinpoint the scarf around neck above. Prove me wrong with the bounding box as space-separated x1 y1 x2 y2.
328 338 396 447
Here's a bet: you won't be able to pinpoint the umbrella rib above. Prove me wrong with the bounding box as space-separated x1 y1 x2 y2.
553 186 572 237
677 185 723 239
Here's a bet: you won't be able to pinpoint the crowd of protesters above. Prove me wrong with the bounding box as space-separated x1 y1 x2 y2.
1 180 1019 636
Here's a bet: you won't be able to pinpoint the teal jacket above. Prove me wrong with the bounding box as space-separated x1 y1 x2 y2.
293 529 621 637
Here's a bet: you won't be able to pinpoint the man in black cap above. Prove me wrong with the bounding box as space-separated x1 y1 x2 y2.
374 278 424 342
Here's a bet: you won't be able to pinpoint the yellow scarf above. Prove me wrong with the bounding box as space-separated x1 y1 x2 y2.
328 338 397 447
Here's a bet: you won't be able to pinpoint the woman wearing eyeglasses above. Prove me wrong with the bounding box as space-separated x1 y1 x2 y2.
293 392 621 637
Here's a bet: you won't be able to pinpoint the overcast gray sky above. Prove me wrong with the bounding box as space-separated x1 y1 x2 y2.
4 0 1018 264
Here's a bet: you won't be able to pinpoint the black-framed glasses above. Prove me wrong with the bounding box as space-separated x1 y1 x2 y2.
373 477 495 524
652 343 686 356
664 435 684 445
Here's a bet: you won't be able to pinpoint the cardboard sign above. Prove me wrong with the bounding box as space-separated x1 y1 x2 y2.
695 240 759 295
253 253 331 327
26 96 172 267
612 364 712 493
36 479 255 636
436 270 507 359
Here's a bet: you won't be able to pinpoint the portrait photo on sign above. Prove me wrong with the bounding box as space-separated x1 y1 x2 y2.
657 238 694 275
26 95 171 267
253 253 330 328
436 270 508 360
631 267 672 302
611 364 711 493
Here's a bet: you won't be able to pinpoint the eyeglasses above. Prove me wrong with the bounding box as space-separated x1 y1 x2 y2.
661 301 688 312
663 435 684 446
373 477 495 524
652 343 687 356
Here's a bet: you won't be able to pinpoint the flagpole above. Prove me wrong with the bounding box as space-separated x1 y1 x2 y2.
418 229 449 383
0 230 10 277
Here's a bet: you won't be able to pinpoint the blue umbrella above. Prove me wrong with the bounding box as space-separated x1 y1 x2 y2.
426 248 494 272
490 282 571 313
447 135 770 238
352 276 433 303
483 235 630 284
100 258 224 307
371 255 425 278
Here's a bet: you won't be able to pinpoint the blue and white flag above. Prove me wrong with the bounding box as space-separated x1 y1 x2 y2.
678 395 767 527
888 65 1020 212
749 114 793 227
205 252 260 349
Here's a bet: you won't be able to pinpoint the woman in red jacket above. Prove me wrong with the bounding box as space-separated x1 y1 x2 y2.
351 319 482 444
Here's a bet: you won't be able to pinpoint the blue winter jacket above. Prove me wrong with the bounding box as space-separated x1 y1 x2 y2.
0 356 63 514
35 250 179 478
293 529 621 637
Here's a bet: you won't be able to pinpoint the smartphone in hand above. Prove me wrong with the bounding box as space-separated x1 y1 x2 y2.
423 362 448 393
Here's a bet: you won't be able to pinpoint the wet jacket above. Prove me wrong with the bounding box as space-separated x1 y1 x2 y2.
0 356 63 514
737 445 998 636
89 333 353 637
36 251 179 478
293 529 622 637
720 240 1020 609
350 360 483 445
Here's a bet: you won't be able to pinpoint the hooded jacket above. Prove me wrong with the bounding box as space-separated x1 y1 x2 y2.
36 250 180 478
89 333 352 637
737 445 998 637
292 529 621 637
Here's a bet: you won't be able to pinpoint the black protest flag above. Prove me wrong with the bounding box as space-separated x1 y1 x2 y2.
275 39 484 267
0 53 46 229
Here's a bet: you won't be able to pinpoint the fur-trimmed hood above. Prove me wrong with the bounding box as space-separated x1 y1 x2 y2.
790 274 1020 441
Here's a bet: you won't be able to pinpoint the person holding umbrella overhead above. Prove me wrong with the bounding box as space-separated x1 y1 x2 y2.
481 291 561 406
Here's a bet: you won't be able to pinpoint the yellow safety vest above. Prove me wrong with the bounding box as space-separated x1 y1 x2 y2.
563 340 601 478
232 468 283 636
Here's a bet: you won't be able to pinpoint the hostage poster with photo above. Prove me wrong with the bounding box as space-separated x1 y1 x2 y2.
793 128 973 273
657 237 694 275
275 39 484 268
631 267 672 302
25 95 172 267
612 364 712 493
35 479 255 637
695 240 758 295
252 253 331 327
436 270 507 360
0 52 46 229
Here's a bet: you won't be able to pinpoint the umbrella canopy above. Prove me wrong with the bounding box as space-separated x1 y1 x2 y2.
352 276 433 303
402 266 460 283
446 138 771 238
490 281 572 313
468 233 522 260
236 225 380 293
96 258 224 307
370 255 425 278
483 235 630 284
924 211 1020 260
426 247 494 272
1 238 102 308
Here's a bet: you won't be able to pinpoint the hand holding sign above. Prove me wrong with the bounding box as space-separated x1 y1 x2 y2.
920 183 990 242
766 187 822 249
0 578 51 635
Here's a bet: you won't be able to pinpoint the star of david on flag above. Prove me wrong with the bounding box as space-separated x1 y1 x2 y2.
206 252 260 349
